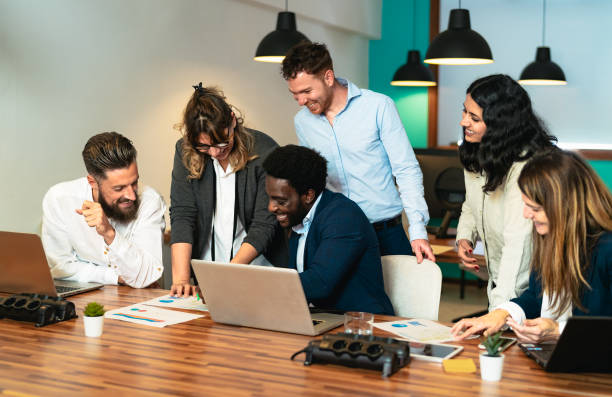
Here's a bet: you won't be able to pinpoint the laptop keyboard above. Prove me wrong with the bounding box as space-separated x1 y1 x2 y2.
55 285 81 293
520 343 555 367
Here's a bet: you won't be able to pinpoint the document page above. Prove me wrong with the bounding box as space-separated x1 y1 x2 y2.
373 319 455 343
105 304 204 328
140 294 208 312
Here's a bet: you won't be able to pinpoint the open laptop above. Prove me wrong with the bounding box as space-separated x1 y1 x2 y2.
0 231 103 298
519 316 612 372
191 259 344 336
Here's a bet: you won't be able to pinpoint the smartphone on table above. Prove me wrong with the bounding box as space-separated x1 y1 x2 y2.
477 336 517 352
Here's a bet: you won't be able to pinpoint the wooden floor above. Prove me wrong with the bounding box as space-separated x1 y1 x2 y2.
1 287 611 397
439 281 489 323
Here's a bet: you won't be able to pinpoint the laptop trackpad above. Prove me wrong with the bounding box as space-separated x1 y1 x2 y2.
311 312 344 333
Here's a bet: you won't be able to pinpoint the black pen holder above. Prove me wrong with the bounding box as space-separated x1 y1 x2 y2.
291 332 410 377
0 293 77 327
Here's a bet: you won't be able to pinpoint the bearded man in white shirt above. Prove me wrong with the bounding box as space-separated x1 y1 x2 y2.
42 132 166 288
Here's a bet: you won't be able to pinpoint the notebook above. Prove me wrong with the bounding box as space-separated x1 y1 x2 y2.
191 259 345 336
0 231 103 298
519 316 612 372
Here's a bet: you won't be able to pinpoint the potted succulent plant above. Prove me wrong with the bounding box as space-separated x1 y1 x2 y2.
479 331 505 381
83 302 106 337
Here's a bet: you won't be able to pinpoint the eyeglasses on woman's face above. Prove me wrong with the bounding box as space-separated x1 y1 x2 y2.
193 140 231 152
193 118 235 154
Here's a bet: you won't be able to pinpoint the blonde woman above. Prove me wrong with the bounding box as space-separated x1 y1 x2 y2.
170 83 286 296
452 150 612 343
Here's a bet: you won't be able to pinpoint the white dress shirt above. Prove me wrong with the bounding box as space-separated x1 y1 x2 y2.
201 160 272 266
201 160 246 262
42 177 166 288
291 194 322 273
496 292 573 334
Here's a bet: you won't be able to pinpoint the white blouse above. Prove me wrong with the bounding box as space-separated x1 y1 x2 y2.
497 292 573 334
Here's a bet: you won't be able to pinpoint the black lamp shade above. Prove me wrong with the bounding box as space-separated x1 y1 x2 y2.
391 50 436 86
519 47 566 85
254 11 309 63
425 9 493 65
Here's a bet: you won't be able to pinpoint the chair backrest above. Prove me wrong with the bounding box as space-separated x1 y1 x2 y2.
381 255 442 320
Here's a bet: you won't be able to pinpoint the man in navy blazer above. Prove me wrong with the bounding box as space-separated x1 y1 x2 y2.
263 145 394 315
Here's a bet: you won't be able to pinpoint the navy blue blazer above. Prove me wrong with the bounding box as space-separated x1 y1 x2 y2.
511 232 612 318
287 190 394 315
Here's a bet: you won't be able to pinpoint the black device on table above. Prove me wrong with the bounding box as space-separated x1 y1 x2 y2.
519 316 612 372
0 293 77 327
291 333 411 377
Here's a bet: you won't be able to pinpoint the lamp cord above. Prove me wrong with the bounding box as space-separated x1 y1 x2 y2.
542 0 546 46
285 0 288 12
458 0 461 9
412 0 416 48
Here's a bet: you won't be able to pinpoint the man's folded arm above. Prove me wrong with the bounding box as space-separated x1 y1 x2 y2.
42 191 118 285
106 192 166 288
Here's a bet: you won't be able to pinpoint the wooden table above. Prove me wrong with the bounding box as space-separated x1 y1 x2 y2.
1 287 611 397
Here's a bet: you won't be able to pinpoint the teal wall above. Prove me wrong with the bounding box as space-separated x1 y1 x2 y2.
369 0 431 149
589 160 612 191
369 1 612 187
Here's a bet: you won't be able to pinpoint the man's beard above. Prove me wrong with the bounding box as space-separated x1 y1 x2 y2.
99 192 140 223
287 202 310 229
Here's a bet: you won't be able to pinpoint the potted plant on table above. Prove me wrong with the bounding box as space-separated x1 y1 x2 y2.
479 331 505 381
83 302 106 337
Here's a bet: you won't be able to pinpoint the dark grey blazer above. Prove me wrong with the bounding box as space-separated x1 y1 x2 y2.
169 129 287 266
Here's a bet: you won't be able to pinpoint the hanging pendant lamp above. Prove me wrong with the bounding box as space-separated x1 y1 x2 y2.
391 0 436 86
254 1 309 63
392 50 436 86
424 1 493 65
519 0 566 85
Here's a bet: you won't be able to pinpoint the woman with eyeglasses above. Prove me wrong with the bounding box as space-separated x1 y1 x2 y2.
170 83 286 297
456 74 557 310
452 150 612 343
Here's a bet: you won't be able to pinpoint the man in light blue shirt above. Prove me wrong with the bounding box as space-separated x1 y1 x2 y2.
281 42 435 263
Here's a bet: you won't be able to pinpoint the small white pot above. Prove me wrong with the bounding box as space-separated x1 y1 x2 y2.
83 315 104 337
479 353 504 381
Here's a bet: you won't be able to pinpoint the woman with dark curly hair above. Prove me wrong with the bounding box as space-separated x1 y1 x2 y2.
452 150 612 342
456 74 557 310
169 83 286 297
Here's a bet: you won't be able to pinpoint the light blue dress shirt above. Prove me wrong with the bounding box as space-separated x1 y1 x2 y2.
294 78 429 241
291 194 322 273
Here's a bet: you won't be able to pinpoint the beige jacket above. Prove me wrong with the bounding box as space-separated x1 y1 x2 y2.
456 161 532 309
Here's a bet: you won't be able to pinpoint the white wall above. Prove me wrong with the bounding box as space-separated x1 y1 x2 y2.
436 0 612 147
0 0 381 234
